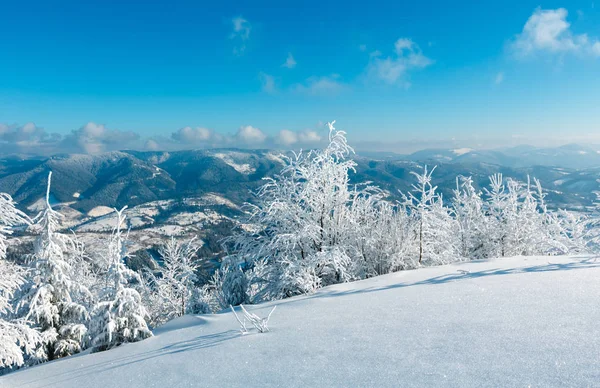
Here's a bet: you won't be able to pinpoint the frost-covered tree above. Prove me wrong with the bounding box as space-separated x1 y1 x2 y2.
0 193 40 369
583 192 600 252
484 174 518 257
483 174 570 257
230 121 366 301
402 166 459 265
91 207 152 351
144 237 200 325
452 176 491 259
350 191 414 275
21 172 90 363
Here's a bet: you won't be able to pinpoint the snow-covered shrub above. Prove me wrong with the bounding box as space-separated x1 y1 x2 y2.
347 190 413 276
582 193 600 252
231 304 276 334
187 286 214 315
205 258 249 311
482 174 575 257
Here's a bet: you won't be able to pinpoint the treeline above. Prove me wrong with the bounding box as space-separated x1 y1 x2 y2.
1 122 599 372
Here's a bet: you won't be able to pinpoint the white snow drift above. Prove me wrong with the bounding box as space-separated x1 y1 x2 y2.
2 255 599 388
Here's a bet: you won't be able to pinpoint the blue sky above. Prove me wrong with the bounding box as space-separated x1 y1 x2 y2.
1 0 599 154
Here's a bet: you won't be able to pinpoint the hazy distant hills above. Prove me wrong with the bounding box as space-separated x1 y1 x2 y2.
0 145 598 216
396 143 600 170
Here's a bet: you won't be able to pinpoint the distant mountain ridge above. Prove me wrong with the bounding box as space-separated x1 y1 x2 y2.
375 143 600 170
0 146 599 216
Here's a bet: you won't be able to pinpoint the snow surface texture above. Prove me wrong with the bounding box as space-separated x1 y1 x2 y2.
3 255 600 387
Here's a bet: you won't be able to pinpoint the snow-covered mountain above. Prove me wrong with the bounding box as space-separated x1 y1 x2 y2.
1 148 599 266
2 254 599 387
2 148 599 214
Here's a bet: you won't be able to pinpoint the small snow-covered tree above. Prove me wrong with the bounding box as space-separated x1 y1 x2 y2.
21 172 90 362
484 175 570 257
402 166 459 265
0 193 40 369
452 176 491 259
484 174 517 257
349 192 413 275
583 193 600 252
209 257 249 310
145 237 200 325
91 207 152 351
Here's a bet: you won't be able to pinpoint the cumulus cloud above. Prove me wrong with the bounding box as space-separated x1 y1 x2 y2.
144 139 160 151
0 122 54 146
235 125 267 144
0 122 61 154
282 53 297 69
510 8 600 58
0 120 328 156
171 126 215 144
276 129 322 146
276 129 298 146
230 16 251 55
292 74 347 95
61 122 140 154
366 38 432 87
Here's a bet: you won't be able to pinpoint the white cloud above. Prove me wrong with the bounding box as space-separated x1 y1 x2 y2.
259 72 277 94
282 53 297 69
144 139 160 151
366 38 432 87
62 122 139 154
495 71 505 84
276 129 322 146
230 16 251 55
235 125 267 144
276 129 298 146
0 122 59 151
292 75 346 95
510 8 600 58
171 126 214 143
299 130 321 143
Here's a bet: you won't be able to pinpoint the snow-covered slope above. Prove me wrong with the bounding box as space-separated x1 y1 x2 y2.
3 255 600 387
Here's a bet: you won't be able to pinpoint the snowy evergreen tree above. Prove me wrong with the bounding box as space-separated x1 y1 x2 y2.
21 172 90 363
91 207 152 351
0 193 40 369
